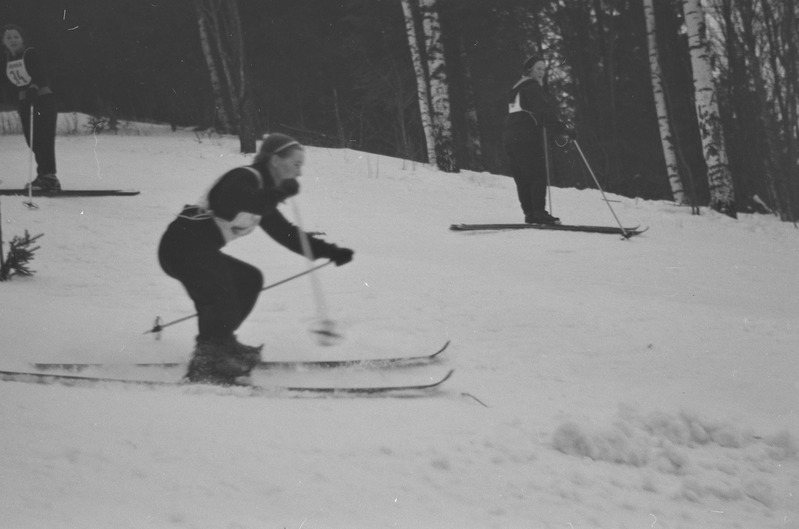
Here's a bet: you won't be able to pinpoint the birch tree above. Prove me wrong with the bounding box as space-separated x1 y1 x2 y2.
194 0 258 153
400 0 436 166
643 0 685 204
682 0 736 217
419 0 458 173
194 2 232 133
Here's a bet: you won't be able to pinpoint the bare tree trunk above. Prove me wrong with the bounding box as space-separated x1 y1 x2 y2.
643 0 685 203
604 2 622 190
387 57 415 159
682 0 736 218
194 0 257 153
419 0 458 173
457 32 484 171
400 0 436 166
332 88 347 148
733 0 783 215
780 0 798 221
194 0 232 132
760 0 798 220
207 1 240 131
227 0 256 153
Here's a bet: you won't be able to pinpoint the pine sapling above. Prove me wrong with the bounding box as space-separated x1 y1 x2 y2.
0 230 44 281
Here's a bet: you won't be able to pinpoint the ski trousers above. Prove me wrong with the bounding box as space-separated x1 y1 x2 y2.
19 94 58 177
505 140 548 216
158 221 264 343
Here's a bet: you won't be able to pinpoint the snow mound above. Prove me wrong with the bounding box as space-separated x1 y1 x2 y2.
552 406 796 508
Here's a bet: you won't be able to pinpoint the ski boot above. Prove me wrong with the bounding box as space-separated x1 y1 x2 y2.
183 337 260 386
525 210 560 225
25 174 62 193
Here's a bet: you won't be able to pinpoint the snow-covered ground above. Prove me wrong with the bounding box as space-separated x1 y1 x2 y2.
1 114 797 528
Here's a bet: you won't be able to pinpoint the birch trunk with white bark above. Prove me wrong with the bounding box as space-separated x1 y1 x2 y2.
643 0 685 204
419 0 458 173
682 0 736 218
400 0 437 166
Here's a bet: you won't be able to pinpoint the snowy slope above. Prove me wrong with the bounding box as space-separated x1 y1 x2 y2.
0 117 797 528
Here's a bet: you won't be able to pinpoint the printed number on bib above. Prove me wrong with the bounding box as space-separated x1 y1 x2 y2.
6 59 32 87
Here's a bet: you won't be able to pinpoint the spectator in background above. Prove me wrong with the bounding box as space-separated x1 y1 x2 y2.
2 24 60 193
502 55 576 224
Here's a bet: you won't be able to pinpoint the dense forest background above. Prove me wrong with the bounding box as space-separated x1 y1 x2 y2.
1 0 797 219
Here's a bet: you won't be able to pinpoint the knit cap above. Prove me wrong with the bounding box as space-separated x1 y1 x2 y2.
259 133 302 157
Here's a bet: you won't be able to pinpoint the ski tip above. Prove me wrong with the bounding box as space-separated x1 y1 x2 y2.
439 368 455 384
620 225 649 239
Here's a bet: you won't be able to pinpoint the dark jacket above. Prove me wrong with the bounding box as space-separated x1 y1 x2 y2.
205 163 292 220
164 164 337 260
502 77 567 146
3 47 53 100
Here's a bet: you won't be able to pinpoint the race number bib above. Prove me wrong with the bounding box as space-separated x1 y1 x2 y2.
6 58 32 87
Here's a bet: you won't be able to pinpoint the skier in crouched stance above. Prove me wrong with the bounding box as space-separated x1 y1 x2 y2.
158 133 354 385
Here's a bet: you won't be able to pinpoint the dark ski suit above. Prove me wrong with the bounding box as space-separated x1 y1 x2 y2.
3 47 58 176
158 164 349 344
501 77 568 218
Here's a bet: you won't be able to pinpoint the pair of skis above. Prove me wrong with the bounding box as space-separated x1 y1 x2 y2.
0 342 453 396
450 223 648 237
0 189 140 197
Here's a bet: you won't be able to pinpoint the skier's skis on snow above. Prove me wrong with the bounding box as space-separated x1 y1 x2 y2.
29 341 450 372
0 189 140 197
450 223 647 237
0 368 455 396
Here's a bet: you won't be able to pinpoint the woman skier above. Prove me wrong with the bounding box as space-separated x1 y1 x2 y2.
2 24 60 192
158 133 354 385
502 55 575 224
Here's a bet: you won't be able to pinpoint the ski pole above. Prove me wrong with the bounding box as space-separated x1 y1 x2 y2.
543 127 553 217
571 140 630 239
0 198 4 274
144 260 334 337
24 105 37 210
291 198 341 346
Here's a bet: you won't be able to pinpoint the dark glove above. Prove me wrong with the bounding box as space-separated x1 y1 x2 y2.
326 245 354 266
25 87 38 104
274 179 300 202
556 129 577 147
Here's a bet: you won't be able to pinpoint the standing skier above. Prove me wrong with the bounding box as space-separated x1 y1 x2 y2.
158 133 354 385
1 24 60 192
502 55 575 224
